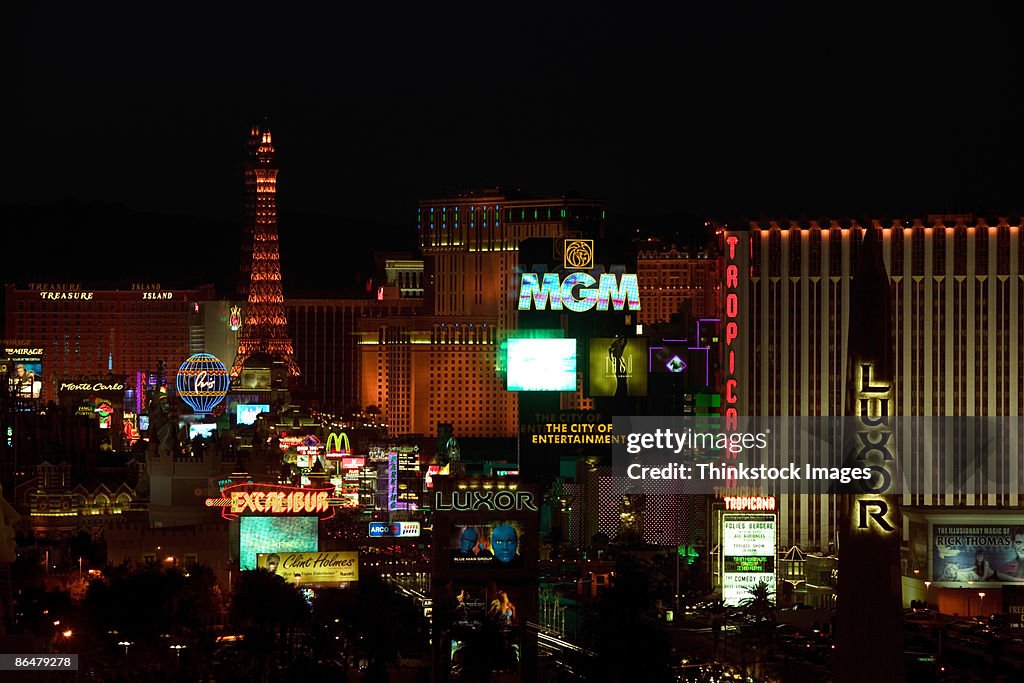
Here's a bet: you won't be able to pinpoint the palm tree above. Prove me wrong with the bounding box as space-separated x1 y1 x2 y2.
230 569 309 682
738 580 777 678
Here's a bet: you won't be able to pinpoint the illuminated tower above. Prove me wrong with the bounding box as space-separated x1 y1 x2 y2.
231 127 300 378
835 225 903 681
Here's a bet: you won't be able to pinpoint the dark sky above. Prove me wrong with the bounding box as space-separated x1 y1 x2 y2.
7 3 1024 290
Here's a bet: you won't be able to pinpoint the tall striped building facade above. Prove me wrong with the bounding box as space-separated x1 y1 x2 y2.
724 217 1024 553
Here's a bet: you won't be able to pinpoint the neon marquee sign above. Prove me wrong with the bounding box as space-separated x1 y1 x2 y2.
723 496 776 511
724 235 740 431
325 432 351 457
435 489 538 512
518 272 641 312
205 483 337 520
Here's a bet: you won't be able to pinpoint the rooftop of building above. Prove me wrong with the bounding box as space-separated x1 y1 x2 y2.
721 214 1024 231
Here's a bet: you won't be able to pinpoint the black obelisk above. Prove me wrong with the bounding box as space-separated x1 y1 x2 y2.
834 226 904 682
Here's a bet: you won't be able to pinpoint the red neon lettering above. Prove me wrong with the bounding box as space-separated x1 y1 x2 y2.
726 322 738 345
727 235 738 259
726 264 738 288
726 379 737 404
728 350 735 374
726 292 738 317
725 408 738 431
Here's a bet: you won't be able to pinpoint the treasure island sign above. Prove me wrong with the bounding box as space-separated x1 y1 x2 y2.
205 483 337 521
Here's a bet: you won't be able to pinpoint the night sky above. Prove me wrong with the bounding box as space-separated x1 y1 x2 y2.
7 3 1023 293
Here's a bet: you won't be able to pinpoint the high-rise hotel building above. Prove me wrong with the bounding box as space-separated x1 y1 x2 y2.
5 284 215 399
359 190 604 437
636 243 720 325
723 217 1024 553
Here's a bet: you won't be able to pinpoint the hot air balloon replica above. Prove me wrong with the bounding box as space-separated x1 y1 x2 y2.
176 353 230 416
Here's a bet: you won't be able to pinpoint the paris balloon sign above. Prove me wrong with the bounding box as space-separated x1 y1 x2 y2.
176 353 230 416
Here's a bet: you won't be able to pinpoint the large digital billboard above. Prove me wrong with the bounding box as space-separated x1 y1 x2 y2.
506 338 576 392
722 512 776 605
236 403 270 426
449 521 525 568
189 423 217 440
256 551 358 584
933 524 1024 585
588 337 648 397
10 361 43 399
239 516 318 571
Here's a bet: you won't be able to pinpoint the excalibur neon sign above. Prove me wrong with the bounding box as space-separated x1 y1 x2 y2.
205 483 337 520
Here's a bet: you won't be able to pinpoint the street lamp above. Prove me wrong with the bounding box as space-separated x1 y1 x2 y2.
924 581 931 608
979 592 986 617
170 644 186 665
118 641 133 657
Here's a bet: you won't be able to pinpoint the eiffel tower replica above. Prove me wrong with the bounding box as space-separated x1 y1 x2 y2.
230 125 301 379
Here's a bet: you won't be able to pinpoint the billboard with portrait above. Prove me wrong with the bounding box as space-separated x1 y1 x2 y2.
933 524 1024 586
9 361 43 399
587 337 648 397
449 521 525 568
256 551 358 585
239 516 318 571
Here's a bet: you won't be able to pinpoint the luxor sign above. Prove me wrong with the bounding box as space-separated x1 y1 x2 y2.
434 489 538 512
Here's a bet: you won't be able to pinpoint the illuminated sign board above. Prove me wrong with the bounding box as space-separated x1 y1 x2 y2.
325 432 352 457
724 234 740 430
141 292 173 300
434 490 538 512
38 291 94 300
339 457 365 469
563 239 594 269
932 524 1024 586
3 347 43 357
723 496 776 511
588 337 648 397
236 403 270 426
722 512 776 606
506 338 577 392
176 353 230 416
59 381 126 392
368 521 422 538
240 516 318 571
257 551 358 584
518 272 640 311
205 484 336 520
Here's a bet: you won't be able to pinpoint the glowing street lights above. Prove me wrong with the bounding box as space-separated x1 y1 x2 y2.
979 592 986 616
118 640 133 657
170 644 187 666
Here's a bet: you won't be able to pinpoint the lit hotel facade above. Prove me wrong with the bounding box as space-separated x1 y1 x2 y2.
4 284 215 399
358 191 604 437
722 218 1024 557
